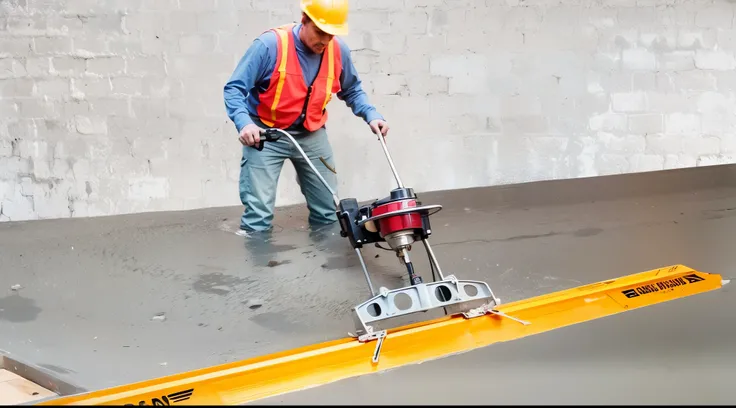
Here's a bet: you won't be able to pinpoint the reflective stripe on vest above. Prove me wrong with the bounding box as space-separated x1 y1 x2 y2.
256 24 343 132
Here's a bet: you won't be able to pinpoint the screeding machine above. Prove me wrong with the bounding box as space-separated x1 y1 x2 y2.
256 128 528 362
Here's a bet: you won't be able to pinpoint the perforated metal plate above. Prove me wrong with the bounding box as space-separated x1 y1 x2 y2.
351 275 499 334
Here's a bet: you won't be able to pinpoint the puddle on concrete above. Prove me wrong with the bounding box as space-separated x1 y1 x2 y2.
573 227 604 237
0 294 42 323
249 311 310 334
321 254 360 270
242 234 297 256
192 272 254 296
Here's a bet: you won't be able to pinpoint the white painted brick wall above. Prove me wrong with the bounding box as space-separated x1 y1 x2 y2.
2 0 736 222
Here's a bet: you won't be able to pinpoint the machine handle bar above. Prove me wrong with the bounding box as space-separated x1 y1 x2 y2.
251 127 405 206
253 128 340 207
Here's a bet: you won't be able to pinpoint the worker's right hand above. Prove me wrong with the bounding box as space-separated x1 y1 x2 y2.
239 124 263 146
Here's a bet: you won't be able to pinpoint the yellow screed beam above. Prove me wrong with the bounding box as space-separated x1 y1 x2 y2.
38 264 723 406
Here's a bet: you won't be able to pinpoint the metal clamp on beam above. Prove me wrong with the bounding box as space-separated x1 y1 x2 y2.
357 330 387 364
487 309 531 325
459 301 531 325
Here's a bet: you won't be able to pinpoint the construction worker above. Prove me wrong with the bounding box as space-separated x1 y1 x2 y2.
223 0 389 235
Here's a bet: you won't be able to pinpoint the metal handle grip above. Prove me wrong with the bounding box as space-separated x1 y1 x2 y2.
252 129 281 151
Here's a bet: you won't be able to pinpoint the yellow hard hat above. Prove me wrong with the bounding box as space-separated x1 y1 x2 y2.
300 0 349 36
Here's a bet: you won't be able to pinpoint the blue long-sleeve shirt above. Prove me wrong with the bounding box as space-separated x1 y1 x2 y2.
224 23 384 133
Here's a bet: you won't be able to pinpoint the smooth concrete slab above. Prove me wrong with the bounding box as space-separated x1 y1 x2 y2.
1 164 735 400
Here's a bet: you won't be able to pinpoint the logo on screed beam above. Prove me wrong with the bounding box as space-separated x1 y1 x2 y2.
124 389 194 406
621 274 705 298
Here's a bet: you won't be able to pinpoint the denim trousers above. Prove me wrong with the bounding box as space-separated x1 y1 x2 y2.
238 126 338 232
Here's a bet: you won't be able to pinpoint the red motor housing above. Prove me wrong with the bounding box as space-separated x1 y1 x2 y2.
371 198 423 237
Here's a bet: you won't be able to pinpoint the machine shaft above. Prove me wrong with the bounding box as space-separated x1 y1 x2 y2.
400 248 422 285
405 261 422 285
377 133 404 189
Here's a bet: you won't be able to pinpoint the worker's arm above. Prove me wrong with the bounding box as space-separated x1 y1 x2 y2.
335 38 388 135
223 34 275 134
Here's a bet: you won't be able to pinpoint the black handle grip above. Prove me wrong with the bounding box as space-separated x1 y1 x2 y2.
253 128 282 151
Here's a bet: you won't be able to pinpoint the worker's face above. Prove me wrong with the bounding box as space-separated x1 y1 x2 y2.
302 20 333 54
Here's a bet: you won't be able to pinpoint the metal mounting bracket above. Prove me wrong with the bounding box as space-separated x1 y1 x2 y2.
351 275 500 335
357 330 387 364
460 301 531 326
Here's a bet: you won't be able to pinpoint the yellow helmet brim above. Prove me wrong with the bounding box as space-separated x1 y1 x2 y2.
300 0 349 36
314 20 348 36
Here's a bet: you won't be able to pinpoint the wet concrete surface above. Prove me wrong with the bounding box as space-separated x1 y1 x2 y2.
1 164 735 400
260 285 735 405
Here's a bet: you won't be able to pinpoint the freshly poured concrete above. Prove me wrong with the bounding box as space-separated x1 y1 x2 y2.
1 164 735 402
260 285 735 405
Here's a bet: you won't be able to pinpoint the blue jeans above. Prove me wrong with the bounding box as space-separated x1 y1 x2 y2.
239 127 338 232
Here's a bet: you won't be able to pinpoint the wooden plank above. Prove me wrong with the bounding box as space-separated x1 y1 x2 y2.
0 369 22 383
0 369 57 405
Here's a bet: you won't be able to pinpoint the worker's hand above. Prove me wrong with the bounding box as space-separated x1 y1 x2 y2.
369 119 389 138
238 124 263 146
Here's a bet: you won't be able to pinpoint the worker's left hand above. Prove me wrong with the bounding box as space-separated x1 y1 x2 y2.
369 119 389 138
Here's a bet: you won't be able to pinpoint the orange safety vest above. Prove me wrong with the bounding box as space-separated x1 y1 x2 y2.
256 24 343 132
